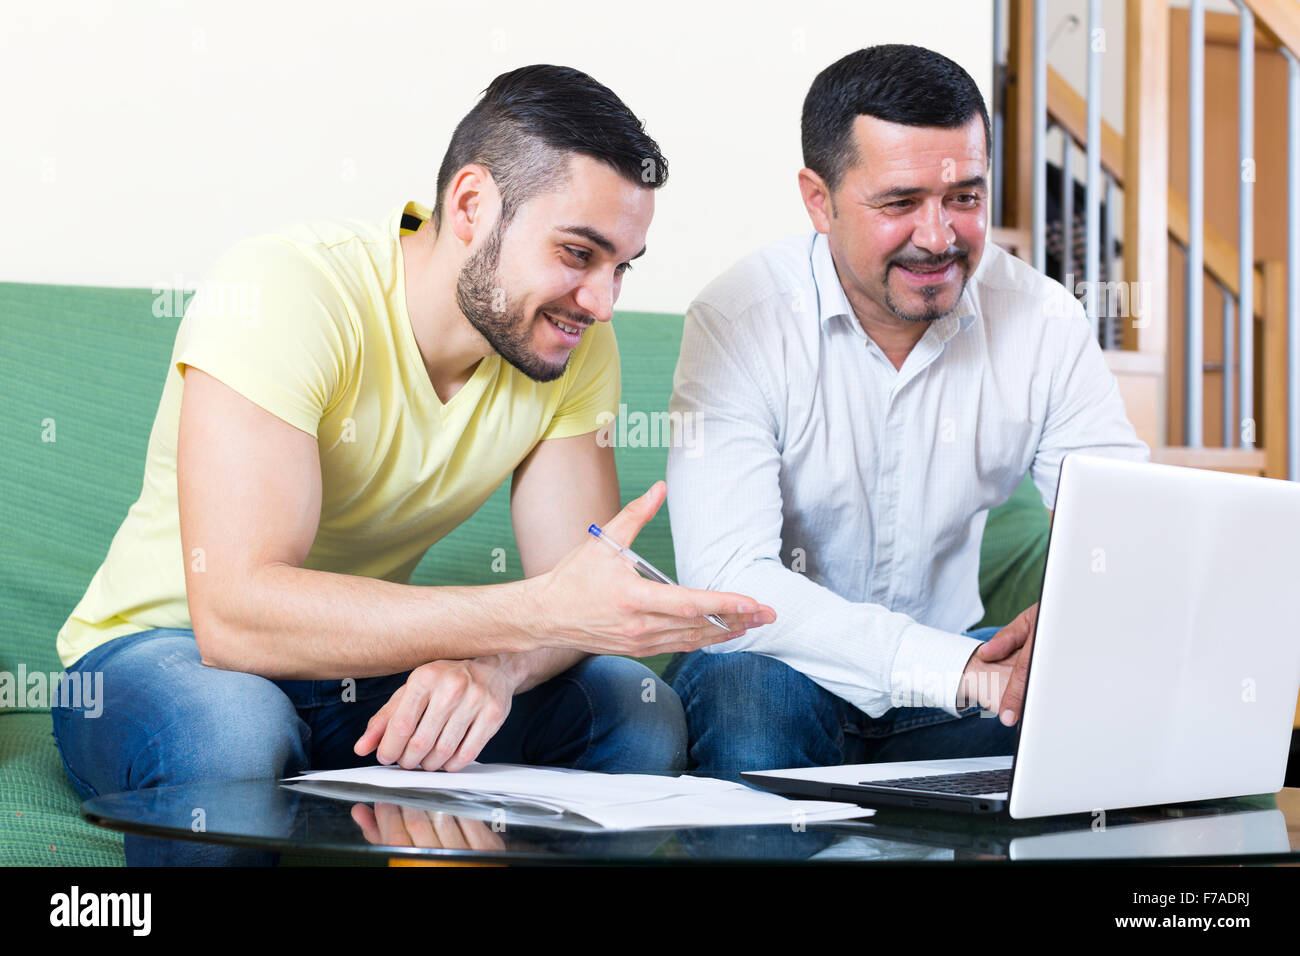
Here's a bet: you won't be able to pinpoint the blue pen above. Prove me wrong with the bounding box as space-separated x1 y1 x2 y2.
587 524 732 632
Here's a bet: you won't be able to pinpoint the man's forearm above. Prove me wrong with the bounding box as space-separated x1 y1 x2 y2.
197 562 545 680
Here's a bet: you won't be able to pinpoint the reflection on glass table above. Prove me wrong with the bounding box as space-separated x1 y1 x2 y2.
82 777 1300 866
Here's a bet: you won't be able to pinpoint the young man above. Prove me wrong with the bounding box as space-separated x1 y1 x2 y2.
664 45 1147 777
53 64 775 864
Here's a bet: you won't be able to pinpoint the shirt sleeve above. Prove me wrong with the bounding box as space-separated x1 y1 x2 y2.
171 237 357 438
666 300 980 718
540 318 622 441
1030 290 1151 507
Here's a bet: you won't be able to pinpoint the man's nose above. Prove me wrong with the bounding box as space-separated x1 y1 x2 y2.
911 201 956 256
573 274 615 323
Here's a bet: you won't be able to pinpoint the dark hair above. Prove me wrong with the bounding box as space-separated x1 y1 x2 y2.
801 44 991 193
432 64 668 231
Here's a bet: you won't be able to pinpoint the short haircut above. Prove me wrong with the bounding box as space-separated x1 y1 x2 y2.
432 64 668 231
801 44 991 193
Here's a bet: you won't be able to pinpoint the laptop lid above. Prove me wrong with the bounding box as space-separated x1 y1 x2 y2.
1008 454 1300 818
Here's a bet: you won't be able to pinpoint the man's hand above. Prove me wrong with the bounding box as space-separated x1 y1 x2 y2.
528 481 777 656
353 657 517 771
351 803 507 852
956 652 1017 712
973 602 1039 726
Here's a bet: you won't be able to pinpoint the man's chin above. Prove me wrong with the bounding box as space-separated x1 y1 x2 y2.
505 339 570 383
885 291 962 323
886 273 970 322
514 354 569 383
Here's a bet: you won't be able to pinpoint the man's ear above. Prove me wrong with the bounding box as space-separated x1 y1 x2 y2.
797 168 834 235
445 164 498 246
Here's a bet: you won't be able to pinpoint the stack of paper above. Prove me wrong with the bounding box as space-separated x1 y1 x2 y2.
282 763 873 830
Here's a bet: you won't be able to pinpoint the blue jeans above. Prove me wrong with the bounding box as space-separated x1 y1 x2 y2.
664 625 1018 780
52 628 686 865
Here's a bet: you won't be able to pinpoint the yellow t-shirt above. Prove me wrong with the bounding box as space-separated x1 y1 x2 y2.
56 200 621 668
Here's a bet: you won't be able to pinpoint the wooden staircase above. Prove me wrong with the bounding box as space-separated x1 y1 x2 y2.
996 0 1300 480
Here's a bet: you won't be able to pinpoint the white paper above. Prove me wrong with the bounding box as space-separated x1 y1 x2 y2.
282 762 874 830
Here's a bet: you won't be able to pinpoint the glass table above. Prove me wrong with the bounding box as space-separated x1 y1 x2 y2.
82 777 1300 866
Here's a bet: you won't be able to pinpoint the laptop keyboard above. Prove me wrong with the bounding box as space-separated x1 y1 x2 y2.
864 769 1012 795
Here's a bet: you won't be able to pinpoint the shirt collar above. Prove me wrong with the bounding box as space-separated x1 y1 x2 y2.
395 199 433 237
809 231 979 343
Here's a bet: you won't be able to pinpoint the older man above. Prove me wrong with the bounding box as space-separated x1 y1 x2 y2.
665 44 1147 777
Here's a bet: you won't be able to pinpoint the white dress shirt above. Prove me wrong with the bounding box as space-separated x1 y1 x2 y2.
666 231 1149 718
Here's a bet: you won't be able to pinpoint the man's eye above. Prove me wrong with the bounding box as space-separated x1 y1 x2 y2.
888 200 914 210
954 194 981 205
565 246 591 264
616 262 632 276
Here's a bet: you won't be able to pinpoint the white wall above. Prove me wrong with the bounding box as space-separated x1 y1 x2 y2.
1 0 991 314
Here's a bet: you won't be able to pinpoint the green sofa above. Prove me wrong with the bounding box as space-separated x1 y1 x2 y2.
0 282 1050 866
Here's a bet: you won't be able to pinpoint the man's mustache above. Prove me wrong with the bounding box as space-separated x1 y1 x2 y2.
891 250 968 271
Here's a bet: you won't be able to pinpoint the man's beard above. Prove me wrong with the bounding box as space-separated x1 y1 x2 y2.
455 218 569 383
882 252 970 323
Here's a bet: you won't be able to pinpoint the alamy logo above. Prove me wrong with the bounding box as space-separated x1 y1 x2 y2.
49 886 151 936
0 667 102 717
595 404 701 456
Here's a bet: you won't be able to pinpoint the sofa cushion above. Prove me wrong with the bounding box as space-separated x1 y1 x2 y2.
0 711 124 865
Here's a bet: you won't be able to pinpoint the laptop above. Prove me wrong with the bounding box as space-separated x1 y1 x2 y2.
742 453 1300 819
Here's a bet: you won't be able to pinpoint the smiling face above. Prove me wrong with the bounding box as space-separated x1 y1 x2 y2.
455 154 653 382
804 113 988 329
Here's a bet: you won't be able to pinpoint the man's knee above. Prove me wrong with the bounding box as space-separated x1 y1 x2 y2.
670 650 844 774
56 633 309 793
553 655 687 773
156 679 309 784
